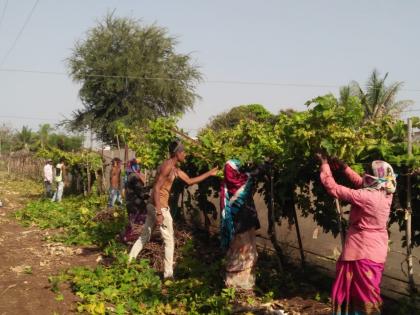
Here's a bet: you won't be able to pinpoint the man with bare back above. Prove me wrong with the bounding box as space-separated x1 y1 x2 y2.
128 139 218 279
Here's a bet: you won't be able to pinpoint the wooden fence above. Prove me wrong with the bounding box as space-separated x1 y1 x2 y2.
0 151 44 181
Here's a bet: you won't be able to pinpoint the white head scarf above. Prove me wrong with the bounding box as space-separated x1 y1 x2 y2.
362 160 397 194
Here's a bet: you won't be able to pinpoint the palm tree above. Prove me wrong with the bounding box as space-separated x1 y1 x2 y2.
37 124 53 148
340 70 413 121
16 126 33 150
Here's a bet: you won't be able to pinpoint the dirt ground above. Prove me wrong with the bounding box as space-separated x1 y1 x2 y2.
0 175 100 315
0 174 334 315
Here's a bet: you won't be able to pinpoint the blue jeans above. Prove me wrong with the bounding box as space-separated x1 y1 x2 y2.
44 181 52 198
108 188 122 207
51 182 64 202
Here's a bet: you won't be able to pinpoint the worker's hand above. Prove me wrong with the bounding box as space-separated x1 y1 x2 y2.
328 157 347 171
209 167 219 176
156 212 164 226
315 153 328 165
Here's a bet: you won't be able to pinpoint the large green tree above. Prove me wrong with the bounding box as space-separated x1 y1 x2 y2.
203 104 275 131
67 14 202 143
340 69 413 121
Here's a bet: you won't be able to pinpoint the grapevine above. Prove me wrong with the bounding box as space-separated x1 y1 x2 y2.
116 93 419 244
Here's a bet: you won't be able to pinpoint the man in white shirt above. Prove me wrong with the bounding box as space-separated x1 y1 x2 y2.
43 159 53 198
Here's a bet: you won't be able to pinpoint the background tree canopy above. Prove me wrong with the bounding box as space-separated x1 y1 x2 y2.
203 104 275 132
0 124 83 153
67 14 202 143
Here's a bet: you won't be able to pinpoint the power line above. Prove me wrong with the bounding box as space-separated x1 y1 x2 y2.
0 0 8 32
0 0 40 66
0 115 57 121
0 68 64 76
0 108 418 123
2 67 420 93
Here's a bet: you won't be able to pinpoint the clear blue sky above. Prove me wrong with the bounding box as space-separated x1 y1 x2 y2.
0 0 419 137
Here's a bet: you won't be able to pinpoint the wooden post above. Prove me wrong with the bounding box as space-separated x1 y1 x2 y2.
268 168 284 272
87 162 91 195
101 146 106 193
101 164 106 193
292 201 306 268
116 135 121 155
76 172 81 194
335 199 345 248
406 118 415 292
124 144 128 167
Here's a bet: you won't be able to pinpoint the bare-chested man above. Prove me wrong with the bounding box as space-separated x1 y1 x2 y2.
108 158 123 208
128 140 218 278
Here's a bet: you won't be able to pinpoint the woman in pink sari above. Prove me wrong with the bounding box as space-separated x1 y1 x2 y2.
317 154 397 315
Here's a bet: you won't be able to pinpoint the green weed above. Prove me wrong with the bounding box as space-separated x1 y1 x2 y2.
15 195 126 247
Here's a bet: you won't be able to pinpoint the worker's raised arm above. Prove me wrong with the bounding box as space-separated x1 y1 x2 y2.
177 167 218 186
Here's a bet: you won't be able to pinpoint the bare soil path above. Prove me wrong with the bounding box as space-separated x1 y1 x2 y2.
0 174 99 315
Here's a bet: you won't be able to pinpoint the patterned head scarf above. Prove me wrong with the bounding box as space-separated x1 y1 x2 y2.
220 159 253 248
126 158 141 175
362 160 397 194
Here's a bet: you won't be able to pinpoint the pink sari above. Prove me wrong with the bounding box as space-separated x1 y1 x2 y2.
320 163 395 314
332 259 384 315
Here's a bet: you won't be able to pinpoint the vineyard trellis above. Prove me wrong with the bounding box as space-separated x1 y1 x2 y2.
116 93 420 293
1 94 419 298
0 147 106 196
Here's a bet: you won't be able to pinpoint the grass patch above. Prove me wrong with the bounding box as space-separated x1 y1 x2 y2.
15 195 126 247
52 240 235 315
50 230 333 315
